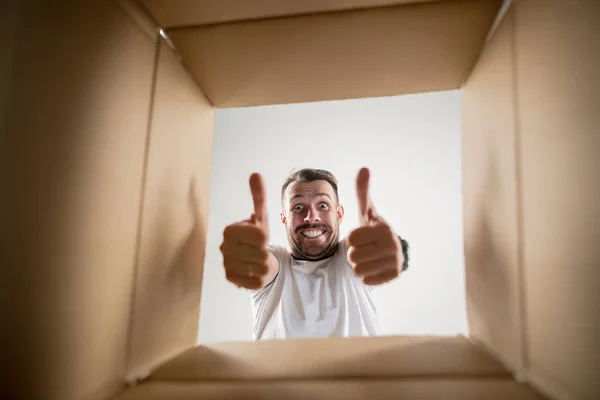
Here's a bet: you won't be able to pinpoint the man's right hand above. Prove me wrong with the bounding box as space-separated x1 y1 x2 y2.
219 173 278 290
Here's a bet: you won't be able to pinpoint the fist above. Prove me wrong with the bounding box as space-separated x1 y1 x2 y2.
347 168 404 285
220 173 271 290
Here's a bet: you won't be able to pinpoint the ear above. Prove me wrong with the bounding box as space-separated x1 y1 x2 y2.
280 211 287 226
336 204 345 222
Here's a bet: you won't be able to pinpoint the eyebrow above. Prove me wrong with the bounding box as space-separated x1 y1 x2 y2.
290 192 333 202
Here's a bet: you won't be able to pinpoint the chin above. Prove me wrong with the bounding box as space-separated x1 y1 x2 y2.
303 240 337 258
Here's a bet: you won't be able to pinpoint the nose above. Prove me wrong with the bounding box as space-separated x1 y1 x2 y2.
303 206 321 223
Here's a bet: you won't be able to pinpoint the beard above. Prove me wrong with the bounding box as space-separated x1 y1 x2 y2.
287 221 340 260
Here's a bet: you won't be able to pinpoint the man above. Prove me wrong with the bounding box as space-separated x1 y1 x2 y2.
219 167 409 340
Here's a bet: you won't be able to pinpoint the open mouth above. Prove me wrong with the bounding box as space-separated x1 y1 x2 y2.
300 229 325 238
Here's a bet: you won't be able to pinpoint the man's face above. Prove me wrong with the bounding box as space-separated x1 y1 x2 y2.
281 180 344 260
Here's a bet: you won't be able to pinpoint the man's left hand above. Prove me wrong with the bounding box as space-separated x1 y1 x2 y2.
347 167 404 285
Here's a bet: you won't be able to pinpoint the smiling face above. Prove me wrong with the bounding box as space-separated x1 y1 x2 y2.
281 180 344 260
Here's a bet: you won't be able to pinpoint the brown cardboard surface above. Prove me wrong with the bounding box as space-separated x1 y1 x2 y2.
461 5 524 375
0 0 22 393
112 379 546 400
117 0 160 40
142 0 439 28
150 336 509 381
515 1 600 399
3 1 597 399
1 2 156 399
166 0 502 107
125 40 214 381
0 0 20 146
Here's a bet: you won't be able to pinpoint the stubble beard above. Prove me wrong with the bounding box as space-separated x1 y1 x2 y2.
287 221 340 260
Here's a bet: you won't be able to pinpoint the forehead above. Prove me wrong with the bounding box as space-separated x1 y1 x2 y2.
285 180 336 203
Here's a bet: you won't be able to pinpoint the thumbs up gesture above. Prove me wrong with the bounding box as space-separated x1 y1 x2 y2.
220 173 277 290
347 168 404 285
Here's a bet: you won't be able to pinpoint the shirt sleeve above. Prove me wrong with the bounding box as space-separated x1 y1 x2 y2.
248 245 286 339
399 236 410 272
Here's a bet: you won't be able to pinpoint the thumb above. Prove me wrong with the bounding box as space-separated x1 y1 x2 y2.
356 167 371 225
249 173 268 227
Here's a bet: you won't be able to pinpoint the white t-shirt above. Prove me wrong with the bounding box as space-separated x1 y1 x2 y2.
250 239 379 340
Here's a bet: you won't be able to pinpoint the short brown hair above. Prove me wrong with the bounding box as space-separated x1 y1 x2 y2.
281 168 339 207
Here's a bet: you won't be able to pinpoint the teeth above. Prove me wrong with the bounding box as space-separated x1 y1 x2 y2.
302 230 324 238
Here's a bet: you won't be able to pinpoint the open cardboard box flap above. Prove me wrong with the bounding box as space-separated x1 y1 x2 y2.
147 336 507 381
155 0 502 107
113 336 544 400
114 378 544 400
2 0 598 399
141 0 443 28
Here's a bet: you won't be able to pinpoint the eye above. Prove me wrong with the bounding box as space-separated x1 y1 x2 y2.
292 204 304 212
318 202 329 210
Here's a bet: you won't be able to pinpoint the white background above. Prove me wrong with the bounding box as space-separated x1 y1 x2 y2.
198 90 468 343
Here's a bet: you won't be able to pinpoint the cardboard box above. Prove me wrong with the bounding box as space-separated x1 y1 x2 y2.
2 0 598 399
